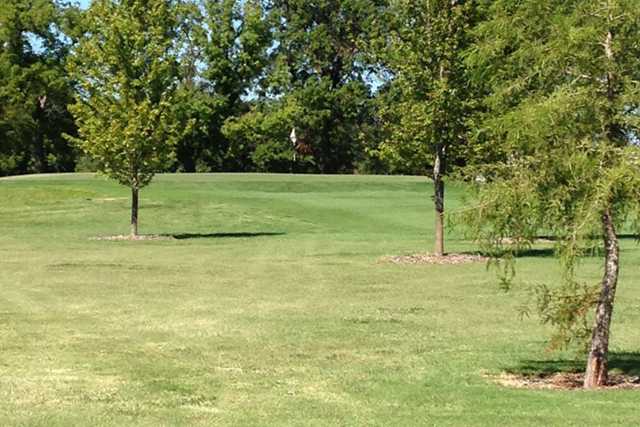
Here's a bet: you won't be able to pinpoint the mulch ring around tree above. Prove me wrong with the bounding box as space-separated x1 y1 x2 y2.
489 372 640 390
90 235 175 241
382 253 488 265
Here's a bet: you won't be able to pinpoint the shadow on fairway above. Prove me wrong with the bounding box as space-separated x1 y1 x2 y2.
506 352 640 376
169 231 286 240
535 234 638 241
468 234 639 259
460 248 556 258
510 248 555 258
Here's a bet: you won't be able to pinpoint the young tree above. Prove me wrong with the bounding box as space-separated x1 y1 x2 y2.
376 0 475 256
67 0 182 237
466 0 640 388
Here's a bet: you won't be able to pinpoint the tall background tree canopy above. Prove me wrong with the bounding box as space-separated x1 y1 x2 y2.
0 0 420 177
172 0 272 173
223 0 387 174
0 0 79 176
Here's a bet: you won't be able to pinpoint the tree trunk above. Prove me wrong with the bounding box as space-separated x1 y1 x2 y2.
32 96 49 172
433 145 445 257
583 207 619 389
130 186 139 237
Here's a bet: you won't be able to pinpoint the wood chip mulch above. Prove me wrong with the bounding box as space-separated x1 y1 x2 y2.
91 235 174 241
492 372 640 390
382 253 488 265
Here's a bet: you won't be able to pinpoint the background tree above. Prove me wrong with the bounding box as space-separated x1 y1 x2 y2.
171 0 211 172
222 96 310 173
67 0 182 237
0 0 392 176
465 0 640 388
0 0 79 176
227 0 386 174
172 0 272 172
375 0 475 256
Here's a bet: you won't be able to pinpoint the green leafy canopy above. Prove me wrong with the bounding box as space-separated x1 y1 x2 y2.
66 0 184 189
463 0 640 349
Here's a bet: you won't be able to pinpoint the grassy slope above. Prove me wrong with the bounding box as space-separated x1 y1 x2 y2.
0 173 639 426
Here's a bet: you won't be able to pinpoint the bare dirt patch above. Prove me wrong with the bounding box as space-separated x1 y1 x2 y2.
382 253 488 265
491 372 640 390
91 235 175 241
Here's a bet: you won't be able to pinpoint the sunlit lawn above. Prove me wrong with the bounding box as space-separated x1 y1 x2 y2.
0 173 639 426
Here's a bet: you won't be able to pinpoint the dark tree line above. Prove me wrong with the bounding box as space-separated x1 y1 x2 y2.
1 0 474 178
1 0 398 176
0 1 80 176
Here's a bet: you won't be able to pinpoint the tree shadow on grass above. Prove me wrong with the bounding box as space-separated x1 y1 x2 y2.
507 238 638 258
619 234 640 241
511 248 556 258
505 352 640 377
168 231 286 240
466 234 639 260
459 248 556 259
535 234 639 241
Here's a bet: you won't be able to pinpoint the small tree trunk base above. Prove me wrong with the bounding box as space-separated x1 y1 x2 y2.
583 208 619 389
433 146 446 257
584 355 608 388
434 211 444 256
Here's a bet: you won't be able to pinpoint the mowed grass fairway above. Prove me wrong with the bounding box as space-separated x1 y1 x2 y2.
1 173 639 426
